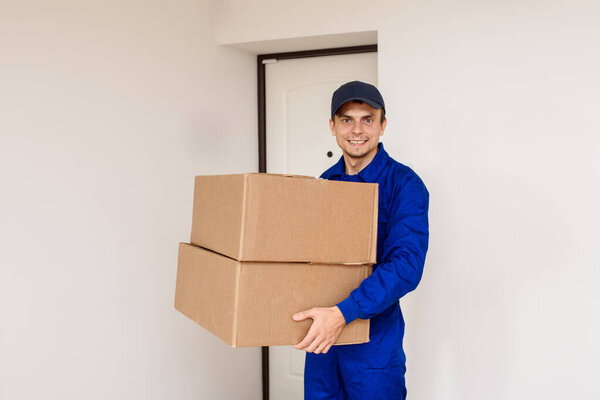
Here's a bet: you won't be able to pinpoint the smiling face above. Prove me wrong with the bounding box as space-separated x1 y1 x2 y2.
330 101 387 169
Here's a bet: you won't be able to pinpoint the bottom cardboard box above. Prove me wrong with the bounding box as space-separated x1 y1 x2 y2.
174 243 371 347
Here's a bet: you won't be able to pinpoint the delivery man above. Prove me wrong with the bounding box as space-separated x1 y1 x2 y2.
292 81 430 400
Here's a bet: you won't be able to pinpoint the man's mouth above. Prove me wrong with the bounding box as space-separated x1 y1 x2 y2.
349 139 367 145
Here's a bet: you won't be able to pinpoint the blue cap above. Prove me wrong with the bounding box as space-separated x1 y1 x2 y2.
330 81 385 119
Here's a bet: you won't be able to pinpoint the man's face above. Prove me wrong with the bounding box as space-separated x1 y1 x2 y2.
330 101 387 161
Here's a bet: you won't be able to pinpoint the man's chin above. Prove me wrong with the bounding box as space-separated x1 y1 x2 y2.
344 148 370 159
346 152 367 159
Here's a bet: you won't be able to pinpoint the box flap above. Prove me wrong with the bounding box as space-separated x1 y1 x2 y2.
245 172 316 180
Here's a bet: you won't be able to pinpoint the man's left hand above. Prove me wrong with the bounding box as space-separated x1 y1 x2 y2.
292 306 346 354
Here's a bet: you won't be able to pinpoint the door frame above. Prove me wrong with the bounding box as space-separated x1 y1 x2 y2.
256 44 377 400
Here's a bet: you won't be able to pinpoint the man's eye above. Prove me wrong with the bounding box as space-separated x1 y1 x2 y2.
365 118 372 124
342 119 351 123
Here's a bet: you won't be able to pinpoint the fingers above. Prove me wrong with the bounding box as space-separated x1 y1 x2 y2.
292 307 344 353
313 342 327 354
292 308 315 322
321 343 333 354
293 327 317 350
295 324 333 353
304 336 321 353
305 337 334 354
292 309 317 350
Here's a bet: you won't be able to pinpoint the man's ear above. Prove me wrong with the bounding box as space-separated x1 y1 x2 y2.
329 118 336 136
380 118 387 136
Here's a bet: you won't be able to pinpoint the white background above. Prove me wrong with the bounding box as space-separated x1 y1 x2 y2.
1 0 599 399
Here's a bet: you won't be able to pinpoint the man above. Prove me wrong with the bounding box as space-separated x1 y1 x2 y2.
292 81 430 399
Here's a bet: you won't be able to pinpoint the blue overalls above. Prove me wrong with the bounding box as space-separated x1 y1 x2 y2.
304 143 430 400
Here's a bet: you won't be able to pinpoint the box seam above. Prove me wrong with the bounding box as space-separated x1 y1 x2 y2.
238 174 249 261
370 185 379 264
232 263 241 347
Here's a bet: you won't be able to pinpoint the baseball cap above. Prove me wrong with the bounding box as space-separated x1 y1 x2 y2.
330 81 385 119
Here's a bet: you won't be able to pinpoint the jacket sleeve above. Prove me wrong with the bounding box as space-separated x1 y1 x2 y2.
336 173 429 323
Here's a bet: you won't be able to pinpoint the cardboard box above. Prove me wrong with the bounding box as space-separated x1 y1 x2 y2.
190 173 378 264
175 243 371 347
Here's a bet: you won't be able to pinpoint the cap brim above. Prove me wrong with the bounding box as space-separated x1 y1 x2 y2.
332 97 384 117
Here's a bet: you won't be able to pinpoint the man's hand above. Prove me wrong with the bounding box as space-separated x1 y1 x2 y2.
292 306 346 354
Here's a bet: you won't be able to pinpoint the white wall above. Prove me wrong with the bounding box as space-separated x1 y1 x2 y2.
2 1 598 398
213 0 600 398
0 0 261 399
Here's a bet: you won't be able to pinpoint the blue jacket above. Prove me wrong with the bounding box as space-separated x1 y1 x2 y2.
321 143 429 326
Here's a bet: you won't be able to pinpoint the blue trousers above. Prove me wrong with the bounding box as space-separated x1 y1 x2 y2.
304 305 407 400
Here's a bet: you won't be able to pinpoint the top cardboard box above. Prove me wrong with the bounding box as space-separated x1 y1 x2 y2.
190 173 378 264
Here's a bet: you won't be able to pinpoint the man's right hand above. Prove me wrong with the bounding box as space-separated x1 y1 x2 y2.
292 306 346 354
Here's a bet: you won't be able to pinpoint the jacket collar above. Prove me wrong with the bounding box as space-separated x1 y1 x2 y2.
329 142 389 182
